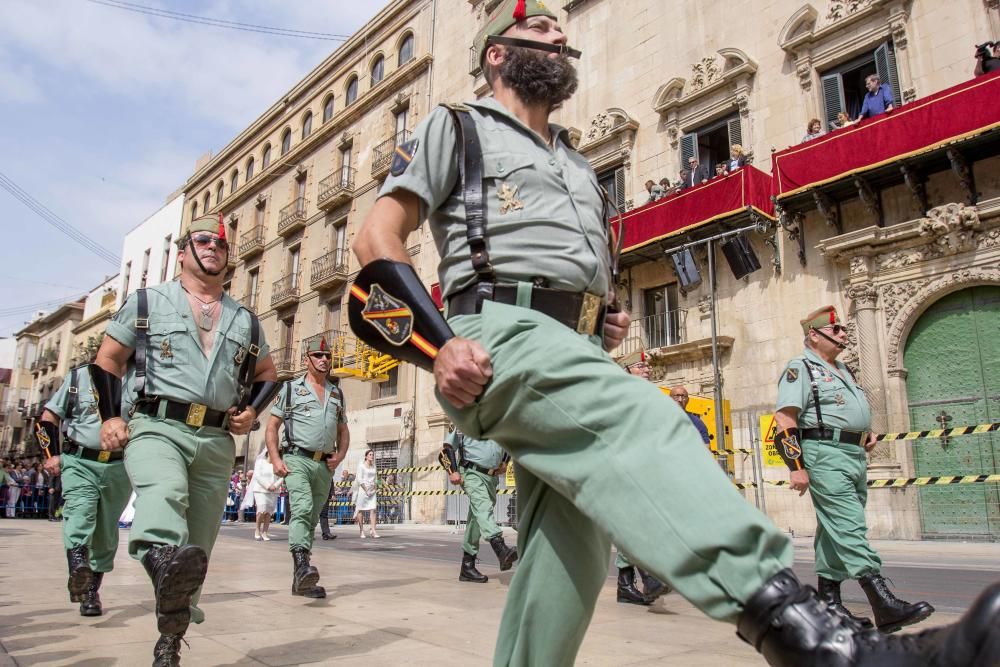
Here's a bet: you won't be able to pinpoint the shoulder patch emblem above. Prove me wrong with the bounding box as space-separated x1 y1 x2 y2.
361 283 414 347
390 139 419 177
785 367 799 383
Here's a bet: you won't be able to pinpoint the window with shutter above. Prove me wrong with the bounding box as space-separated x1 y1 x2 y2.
874 42 902 107
821 73 845 130
680 133 697 164
614 168 626 210
726 118 743 150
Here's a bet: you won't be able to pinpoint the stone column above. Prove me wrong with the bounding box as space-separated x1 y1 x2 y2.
847 281 894 465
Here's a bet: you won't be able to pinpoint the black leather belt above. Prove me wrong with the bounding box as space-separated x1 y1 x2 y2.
135 399 229 429
801 428 867 446
461 460 496 476
286 446 330 462
63 441 123 463
448 283 606 336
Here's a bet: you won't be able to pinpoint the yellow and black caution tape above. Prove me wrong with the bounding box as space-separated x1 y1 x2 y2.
873 422 998 442
734 473 1000 490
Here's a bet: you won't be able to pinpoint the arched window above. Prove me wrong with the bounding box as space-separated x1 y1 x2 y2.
246 156 255 181
398 33 414 67
370 55 384 86
262 143 272 169
281 128 292 155
203 191 211 211
301 111 313 140
323 95 334 122
230 169 239 193
216 181 224 204
191 201 198 220
345 76 358 105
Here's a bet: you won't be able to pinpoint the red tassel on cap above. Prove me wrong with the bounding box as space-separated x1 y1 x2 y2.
512 0 526 20
218 212 227 241
320 337 328 351
640 349 646 362
829 309 836 324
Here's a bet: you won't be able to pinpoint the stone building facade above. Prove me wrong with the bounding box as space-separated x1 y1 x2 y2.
182 0 999 535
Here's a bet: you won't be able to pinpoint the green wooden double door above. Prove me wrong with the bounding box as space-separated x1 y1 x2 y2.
904 285 999 539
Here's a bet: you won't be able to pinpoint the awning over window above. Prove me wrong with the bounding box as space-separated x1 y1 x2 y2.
619 165 775 255
771 71 1000 200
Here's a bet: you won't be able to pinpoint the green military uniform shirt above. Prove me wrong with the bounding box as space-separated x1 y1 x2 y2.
379 97 610 300
270 375 346 453
105 280 269 413
445 429 504 470
45 367 101 449
776 348 871 431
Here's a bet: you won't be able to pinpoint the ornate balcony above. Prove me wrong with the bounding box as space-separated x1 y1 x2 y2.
310 248 350 291
277 197 307 237
238 226 264 259
371 130 410 179
317 167 356 210
272 346 296 380
270 272 301 310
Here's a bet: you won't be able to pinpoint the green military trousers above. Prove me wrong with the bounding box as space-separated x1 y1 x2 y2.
442 298 793 667
802 438 882 581
124 415 235 625
461 467 502 556
60 453 132 572
614 550 632 569
285 454 332 553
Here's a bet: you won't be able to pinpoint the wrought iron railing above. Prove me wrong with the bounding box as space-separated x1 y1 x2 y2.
371 130 411 176
317 167 356 206
278 197 307 233
310 248 350 286
238 225 264 256
272 346 295 376
271 272 300 306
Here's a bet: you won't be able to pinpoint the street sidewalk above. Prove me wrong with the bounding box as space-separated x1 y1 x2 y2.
1 521 993 666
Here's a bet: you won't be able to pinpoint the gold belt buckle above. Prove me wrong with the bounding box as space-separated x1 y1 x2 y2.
97 451 111 463
186 403 207 428
576 293 603 335
313 451 325 461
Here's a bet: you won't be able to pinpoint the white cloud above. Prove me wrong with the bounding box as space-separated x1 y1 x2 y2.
0 48 44 104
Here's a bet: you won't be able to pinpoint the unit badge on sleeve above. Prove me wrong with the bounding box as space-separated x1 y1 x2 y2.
361 284 414 346
785 367 798 383
390 139 419 176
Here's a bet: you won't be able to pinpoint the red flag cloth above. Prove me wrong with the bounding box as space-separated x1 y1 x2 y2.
217 212 226 241
771 71 1000 199
619 166 775 253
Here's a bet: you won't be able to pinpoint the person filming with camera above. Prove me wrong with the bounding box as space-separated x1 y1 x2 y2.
974 41 1000 76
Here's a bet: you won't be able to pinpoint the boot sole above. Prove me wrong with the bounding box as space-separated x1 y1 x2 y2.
876 602 935 633
299 586 327 599
617 595 652 606
459 575 489 583
79 605 103 617
156 546 208 635
292 567 320 595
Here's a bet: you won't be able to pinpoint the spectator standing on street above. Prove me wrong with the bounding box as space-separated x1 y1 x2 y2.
2 462 15 517
251 449 280 541
802 118 824 142
856 73 894 122
668 386 711 447
353 449 379 538
7 463 24 517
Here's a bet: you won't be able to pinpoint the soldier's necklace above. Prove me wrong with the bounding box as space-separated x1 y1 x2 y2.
182 286 221 331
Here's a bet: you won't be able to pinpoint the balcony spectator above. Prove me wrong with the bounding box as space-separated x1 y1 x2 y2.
644 179 664 203
974 42 1000 76
658 178 675 196
714 163 728 178
856 74 894 122
677 168 692 191
685 156 709 188
802 118 825 142
727 144 746 171
833 111 856 131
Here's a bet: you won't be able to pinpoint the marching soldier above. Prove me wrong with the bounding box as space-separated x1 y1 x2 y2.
37 363 132 617
350 1 1000 665
612 349 669 606
440 427 516 583
774 306 934 632
94 215 279 666
265 337 349 599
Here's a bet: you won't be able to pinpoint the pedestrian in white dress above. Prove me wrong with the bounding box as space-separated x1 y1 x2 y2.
353 450 379 538
252 449 280 541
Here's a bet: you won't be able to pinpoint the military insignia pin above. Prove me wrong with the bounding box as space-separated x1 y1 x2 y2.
390 139 419 176
361 283 414 347
296 387 310 396
498 182 524 214
834 393 846 405
160 339 173 359
785 367 798 382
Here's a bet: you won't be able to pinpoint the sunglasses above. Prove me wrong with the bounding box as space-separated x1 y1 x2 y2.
818 324 847 335
190 234 229 251
309 352 331 359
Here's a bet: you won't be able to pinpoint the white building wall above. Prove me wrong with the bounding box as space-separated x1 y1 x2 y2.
80 275 120 321
117 193 184 307
0 338 15 369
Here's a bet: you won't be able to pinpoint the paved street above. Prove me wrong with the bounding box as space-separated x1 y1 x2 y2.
1 520 997 666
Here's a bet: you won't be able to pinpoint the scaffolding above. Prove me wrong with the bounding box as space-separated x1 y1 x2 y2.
327 331 400 383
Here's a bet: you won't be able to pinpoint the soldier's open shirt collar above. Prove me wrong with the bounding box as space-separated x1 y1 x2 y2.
466 97 572 149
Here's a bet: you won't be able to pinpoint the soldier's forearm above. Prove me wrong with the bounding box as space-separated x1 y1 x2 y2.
353 194 420 265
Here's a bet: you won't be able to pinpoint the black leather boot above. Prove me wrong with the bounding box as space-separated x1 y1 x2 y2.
459 551 488 583
858 572 934 633
79 572 103 617
66 546 93 603
489 535 517 571
152 632 187 667
818 577 873 629
291 547 323 597
141 544 208 636
617 568 651 605
637 568 671 601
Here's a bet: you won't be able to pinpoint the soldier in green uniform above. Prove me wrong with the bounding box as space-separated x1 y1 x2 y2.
94 215 279 666
351 1 1000 665
37 364 132 617
265 337 349 599
774 306 935 633
441 427 516 583
611 349 669 606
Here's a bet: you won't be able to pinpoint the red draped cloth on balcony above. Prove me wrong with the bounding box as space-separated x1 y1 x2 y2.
618 165 775 253
771 71 1000 199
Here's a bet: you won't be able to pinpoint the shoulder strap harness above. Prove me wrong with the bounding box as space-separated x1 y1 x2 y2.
800 360 825 430
282 382 294 449
62 367 79 438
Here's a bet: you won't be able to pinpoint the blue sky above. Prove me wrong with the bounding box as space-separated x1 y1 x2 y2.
0 0 389 337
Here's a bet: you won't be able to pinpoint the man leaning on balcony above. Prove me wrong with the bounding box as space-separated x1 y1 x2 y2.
856 74 894 122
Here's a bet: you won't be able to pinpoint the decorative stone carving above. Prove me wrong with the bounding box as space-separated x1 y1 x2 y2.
885 268 1000 369
976 226 1000 250
847 282 878 306
698 296 712 318
690 57 721 91
839 318 860 376
877 248 924 271
918 203 982 255
903 88 917 103
796 61 813 91
584 112 617 143
849 256 868 276
736 94 750 117
826 0 874 22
